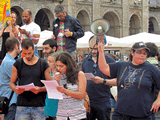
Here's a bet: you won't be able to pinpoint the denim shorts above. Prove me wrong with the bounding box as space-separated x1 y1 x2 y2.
15 106 45 120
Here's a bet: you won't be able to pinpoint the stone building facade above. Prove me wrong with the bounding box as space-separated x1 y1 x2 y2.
9 0 149 38
1 0 160 60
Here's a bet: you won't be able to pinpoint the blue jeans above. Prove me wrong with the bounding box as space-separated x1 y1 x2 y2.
87 102 111 120
4 104 17 120
69 50 76 59
112 111 155 120
15 106 45 120
34 46 39 58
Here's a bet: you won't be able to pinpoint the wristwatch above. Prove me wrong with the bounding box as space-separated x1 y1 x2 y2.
103 79 107 85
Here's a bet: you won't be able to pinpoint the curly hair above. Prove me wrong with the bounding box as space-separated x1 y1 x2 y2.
56 52 79 84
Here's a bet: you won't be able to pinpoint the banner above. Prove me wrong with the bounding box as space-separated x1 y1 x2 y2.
0 0 11 26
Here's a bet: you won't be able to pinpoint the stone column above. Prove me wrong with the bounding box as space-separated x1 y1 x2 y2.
122 0 129 37
62 0 76 17
142 0 149 32
93 0 100 20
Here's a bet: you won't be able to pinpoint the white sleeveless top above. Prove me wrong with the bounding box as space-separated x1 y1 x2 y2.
56 74 86 120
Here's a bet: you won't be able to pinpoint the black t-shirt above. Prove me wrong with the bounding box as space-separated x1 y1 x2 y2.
109 61 160 117
14 58 49 107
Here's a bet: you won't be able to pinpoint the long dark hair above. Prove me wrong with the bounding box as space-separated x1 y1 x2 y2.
56 51 79 84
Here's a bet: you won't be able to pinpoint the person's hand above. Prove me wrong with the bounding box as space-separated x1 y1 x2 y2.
57 86 64 93
91 76 104 84
7 20 11 26
53 71 62 84
150 99 160 113
64 29 71 37
15 88 25 95
12 26 19 37
51 35 56 39
98 40 105 53
19 29 28 35
30 86 41 94
97 35 105 40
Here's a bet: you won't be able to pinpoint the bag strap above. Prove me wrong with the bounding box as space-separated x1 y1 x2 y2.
7 91 14 105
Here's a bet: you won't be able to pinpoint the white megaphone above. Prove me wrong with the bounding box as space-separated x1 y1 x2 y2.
90 19 110 44
90 19 110 35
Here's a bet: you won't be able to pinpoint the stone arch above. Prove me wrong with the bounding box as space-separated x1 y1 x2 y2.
129 13 141 35
76 9 91 32
103 11 121 38
149 16 159 34
34 8 54 31
11 6 24 26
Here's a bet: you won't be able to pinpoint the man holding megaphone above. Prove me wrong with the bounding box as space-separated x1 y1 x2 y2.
82 19 116 120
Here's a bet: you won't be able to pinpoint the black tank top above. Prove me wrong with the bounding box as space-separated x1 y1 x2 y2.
14 58 49 107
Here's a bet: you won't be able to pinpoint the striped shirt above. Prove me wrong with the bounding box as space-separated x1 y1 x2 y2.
56 75 86 120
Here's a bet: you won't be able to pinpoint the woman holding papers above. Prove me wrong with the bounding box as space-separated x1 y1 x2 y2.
45 53 61 120
0 11 19 59
92 41 160 120
56 52 87 120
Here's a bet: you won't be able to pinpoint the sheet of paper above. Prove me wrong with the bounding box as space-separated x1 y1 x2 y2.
85 73 95 80
16 83 35 91
111 86 117 100
41 80 63 100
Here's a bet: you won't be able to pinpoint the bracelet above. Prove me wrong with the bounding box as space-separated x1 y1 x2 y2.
30 38 34 41
71 32 73 36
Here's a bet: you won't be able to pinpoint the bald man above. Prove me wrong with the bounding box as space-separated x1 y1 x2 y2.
18 9 41 57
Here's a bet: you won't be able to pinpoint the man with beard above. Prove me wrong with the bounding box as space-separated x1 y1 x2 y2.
82 35 115 120
19 9 41 57
42 39 57 60
0 37 20 120
10 38 52 120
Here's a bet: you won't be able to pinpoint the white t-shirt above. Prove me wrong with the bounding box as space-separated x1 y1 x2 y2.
19 22 41 46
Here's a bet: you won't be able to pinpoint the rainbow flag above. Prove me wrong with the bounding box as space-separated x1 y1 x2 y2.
2 2 11 27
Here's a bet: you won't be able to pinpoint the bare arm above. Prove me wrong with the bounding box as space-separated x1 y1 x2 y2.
98 41 111 77
91 76 117 86
19 29 40 44
0 27 5 37
10 66 25 94
57 71 87 100
151 92 160 113
31 34 40 44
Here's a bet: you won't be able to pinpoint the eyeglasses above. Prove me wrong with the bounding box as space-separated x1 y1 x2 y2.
93 64 97 74
135 50 147 55
56 13 65 19
90 47 98 50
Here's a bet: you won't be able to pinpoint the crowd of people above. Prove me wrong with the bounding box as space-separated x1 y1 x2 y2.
0 4 160 120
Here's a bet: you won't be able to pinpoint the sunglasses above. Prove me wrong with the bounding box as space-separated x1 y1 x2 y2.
93 64 97 74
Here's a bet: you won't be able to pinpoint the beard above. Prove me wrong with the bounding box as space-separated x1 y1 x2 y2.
26 54 34 61
24 18 30 24
92 53 97 57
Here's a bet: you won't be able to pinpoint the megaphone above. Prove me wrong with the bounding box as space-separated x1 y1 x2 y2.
90 19 110 35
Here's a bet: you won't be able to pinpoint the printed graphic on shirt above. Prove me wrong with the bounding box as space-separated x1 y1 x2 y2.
123 66 144 89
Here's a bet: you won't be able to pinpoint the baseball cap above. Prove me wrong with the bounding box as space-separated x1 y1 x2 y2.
132 42 150 51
